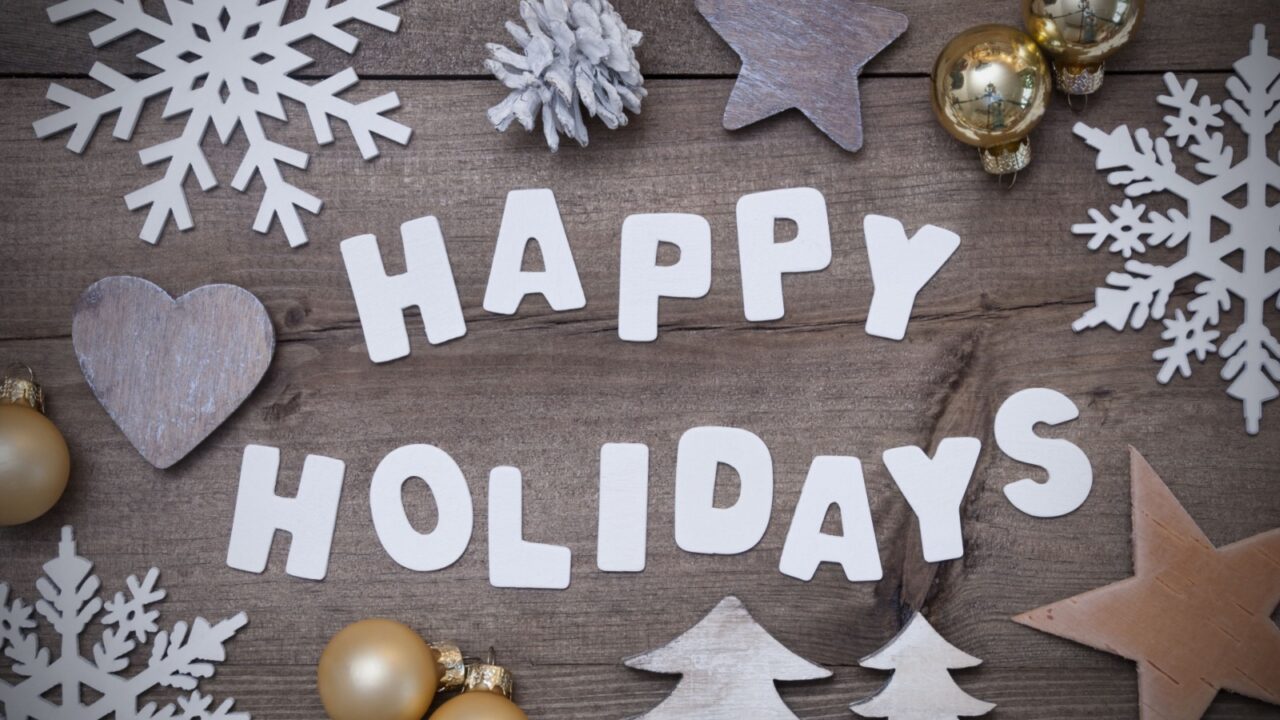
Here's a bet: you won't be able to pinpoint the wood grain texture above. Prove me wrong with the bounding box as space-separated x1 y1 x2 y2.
0 0 1272 77
72 277 275 468
1 3 1278 719
696 0 907 152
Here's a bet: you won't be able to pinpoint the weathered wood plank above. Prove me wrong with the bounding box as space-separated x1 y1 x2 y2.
0 0 1271 78
0 74 1230 343
0 299 1276 717
1 43 1278 720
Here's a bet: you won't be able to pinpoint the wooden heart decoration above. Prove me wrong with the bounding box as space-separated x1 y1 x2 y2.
72 277 275 469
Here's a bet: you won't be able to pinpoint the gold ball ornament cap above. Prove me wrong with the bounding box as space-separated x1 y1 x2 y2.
432 664 528 720
464 662 515 698
1 365 44 412
981 139 1033 175
433 641 467 691
1023 0 1145 95
931 25 1051 174
0 366 70 527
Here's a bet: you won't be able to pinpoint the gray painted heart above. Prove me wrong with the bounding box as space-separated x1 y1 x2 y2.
72 276 275 469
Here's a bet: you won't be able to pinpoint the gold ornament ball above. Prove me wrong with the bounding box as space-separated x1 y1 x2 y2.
1024 0 1144 94
931 24 1052 175
317 619 441 720
431 690 529 720
0 397 70 527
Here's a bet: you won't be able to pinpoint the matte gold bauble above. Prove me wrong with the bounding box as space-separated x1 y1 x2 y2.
431 691 529 720
432 663 529 720
931 25 1052 175
317 619 464 720
1024 0 1144 94
0 368 70 526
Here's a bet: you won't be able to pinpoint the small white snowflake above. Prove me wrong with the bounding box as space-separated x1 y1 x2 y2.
0 527 248 720
1070 23 1280 435
33 0 412 248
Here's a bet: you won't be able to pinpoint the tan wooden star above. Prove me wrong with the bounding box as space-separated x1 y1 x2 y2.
695 0 907 152
1014 448 1280 719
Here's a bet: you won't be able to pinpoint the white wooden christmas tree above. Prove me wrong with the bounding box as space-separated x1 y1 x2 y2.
851 613 994 720
625 596 830 719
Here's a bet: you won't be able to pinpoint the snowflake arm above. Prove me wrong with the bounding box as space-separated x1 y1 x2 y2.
0 584 49 680
34 527 102 642
1157 75 1233 177
138 613 249 693
232 109 321 248
1220 319 1280 435
1071 200 1191 258
1073 122 1196 200
286 0 403 51
46 0 170 47
1072 257 1197 332
124 110 219 243
269 70 412 159
1153 280 1229 382
1223 25 1280 142
34 67 176 153
102 567 165 643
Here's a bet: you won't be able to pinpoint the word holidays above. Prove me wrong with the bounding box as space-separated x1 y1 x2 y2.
226 389 1092 588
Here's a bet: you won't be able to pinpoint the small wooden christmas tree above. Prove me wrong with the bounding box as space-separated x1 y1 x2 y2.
851 612 995 720
625 595 830 719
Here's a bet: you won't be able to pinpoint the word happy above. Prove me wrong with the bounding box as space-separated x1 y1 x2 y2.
339 187 962 361
226 389 1093 588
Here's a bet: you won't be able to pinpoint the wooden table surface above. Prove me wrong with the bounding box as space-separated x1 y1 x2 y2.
2 1 1278 718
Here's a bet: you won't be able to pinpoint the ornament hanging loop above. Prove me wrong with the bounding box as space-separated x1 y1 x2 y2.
4 362 35 383
1 362 44 412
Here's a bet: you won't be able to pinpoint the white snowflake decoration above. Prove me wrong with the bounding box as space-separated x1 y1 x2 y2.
0 527 249 720
1071 23 1280 435
33 0 412 248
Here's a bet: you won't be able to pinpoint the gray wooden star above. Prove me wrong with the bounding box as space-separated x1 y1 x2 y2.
697 0 908 152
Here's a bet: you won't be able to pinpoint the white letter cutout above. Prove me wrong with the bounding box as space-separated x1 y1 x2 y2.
995 388 1093 517
674 426 773 555
341 216 467 363
737 187 832 321
618 213 712 342
489 466 572 589
883 437 981 562
370 444 474 572
226 444 345 581
779 456 882 582
597 443 650 572
864 215 961 341
483 189 586 315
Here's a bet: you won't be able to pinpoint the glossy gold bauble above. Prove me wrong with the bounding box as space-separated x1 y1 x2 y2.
1023 0 1145 94
317 619 441 720
0 373 70 527
931 25 1051 175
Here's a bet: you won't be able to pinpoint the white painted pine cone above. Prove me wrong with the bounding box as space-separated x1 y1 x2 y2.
486 0 646 151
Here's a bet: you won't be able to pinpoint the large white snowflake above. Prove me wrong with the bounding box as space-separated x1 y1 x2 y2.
33 0 411 248
0 527 248 719
1070 23 1280 435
